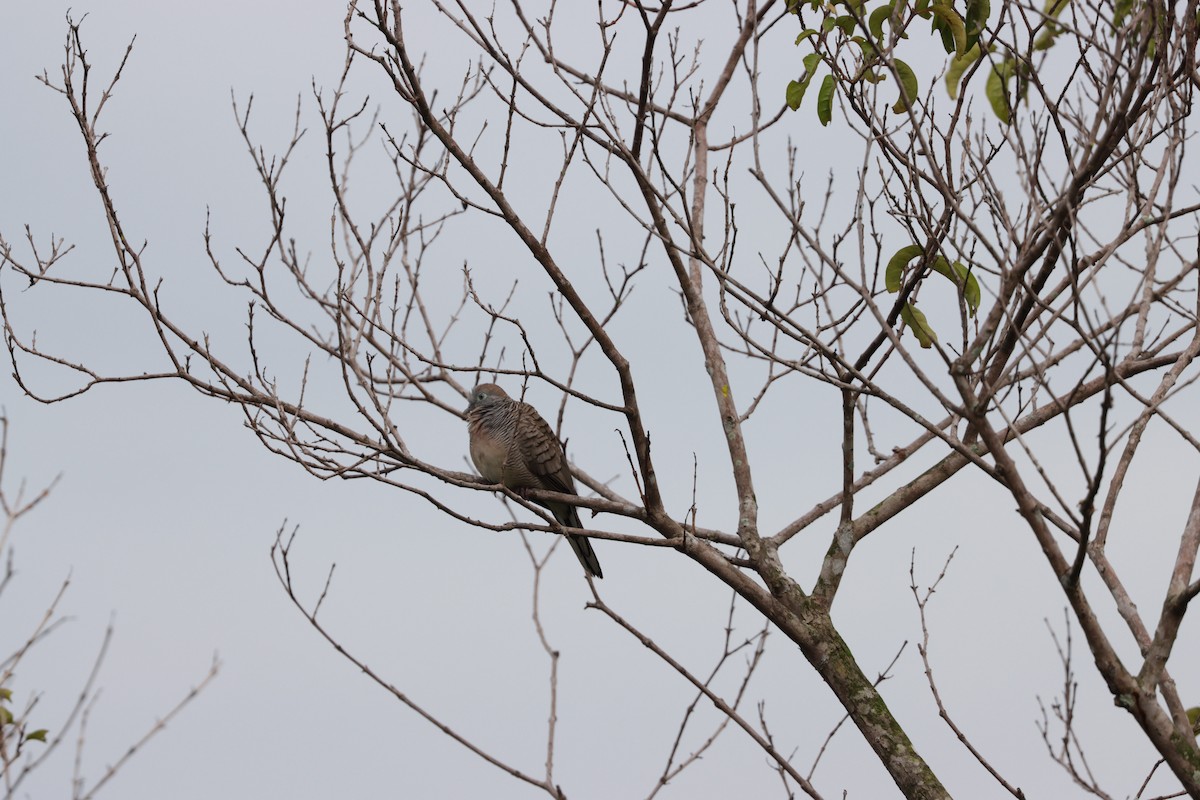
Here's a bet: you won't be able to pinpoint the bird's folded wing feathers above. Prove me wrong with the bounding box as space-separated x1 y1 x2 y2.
515 403 577 495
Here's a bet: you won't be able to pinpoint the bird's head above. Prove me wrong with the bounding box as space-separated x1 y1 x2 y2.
467 383 511 412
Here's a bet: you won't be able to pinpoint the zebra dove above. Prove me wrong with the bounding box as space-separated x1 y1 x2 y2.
466 383 603 578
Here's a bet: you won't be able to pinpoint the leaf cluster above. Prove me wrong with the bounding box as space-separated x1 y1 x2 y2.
0 686 49 759
884 245 981 348
785 0 989 125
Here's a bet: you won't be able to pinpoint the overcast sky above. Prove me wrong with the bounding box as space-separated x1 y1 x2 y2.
1 2 1198 799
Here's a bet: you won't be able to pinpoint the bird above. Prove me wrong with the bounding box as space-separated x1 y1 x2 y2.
466 383 603 578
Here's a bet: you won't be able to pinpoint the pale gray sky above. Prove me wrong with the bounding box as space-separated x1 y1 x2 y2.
1 2 1197 799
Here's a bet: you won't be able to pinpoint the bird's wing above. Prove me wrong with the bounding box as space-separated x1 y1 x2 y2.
513 402 577 495
513 402 600 576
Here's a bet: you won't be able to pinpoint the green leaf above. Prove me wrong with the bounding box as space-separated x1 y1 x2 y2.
957 265 982 314
817 74 836 126
930 257 982 315
835 14 858 34
1033 22 1063 49
986 61 1012 123
786 54 824 110
945 44 982 99
931 13 955 51
887 247 981 316
0 707 12 726
794 27 819 44
869 3 894 40
885 244 925 291
965 0 990 46
1034 0 1069 48
853 36 879 59
891 59 919 113
0 689 11 703
1113 0 1133 27
25 729 48 743
900 303 938 348
786 80 806 110
930 1 969 54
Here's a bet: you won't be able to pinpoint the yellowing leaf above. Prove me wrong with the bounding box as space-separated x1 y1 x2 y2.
900 303 938 348
885 244 925 292
931 2 969 54
930 257 982 316
946 44 982 99
986 61 1012 123
886 246 982 318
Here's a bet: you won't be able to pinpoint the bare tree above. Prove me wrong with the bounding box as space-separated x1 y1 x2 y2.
3 0 1200 797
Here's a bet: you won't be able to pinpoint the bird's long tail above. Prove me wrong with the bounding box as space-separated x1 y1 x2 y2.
567 534 604 579
562 506 603 579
